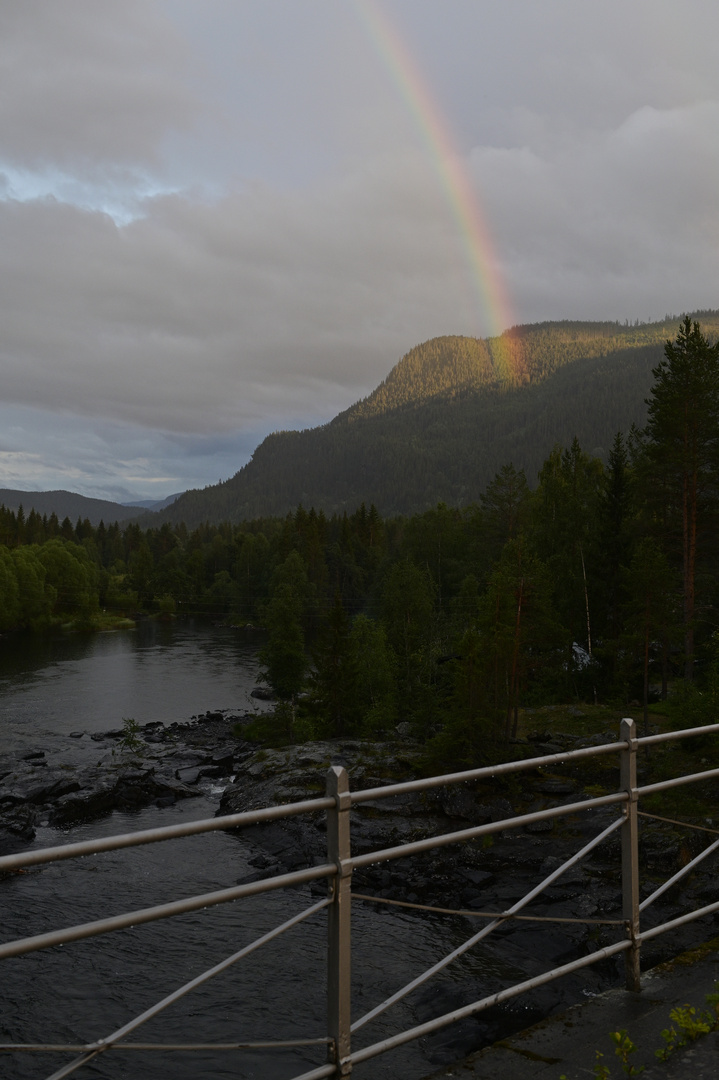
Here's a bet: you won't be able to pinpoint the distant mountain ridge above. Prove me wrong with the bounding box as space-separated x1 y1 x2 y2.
121 493 184 511
10 314 718 531
140 313 719 528
343 319 686 420
0 489 176 527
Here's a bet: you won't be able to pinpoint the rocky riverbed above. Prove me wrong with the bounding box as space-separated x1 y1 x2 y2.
2 712 718 1056
0 710 254 854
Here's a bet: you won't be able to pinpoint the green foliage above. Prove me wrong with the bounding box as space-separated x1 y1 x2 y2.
481 538 565 730
307 594 359 737
0 546 20 630
244 701 299 747
348 614 396 735
608 1030 643 1076
37 538 99 616
259 553 308 704
381 558 437 722
656 1002 715 1060
701 981 719 1022
620 537 677 732
115 716 144 757
532 438 604 653
157 594 177 616
479 463 531 567
142 315 719 527
424 627 499 772
10 547 50 626
592 1050 611 1079
104 574 139 615
6 321 719 774
562 983 719 1077
663 631 719 733
637 317 719 680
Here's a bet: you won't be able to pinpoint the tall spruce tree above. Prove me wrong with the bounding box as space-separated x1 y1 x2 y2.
640 317 719 680
259 552 308 719
531 439 604 658
307 593 359 736
600 432 633 638
622 538 676 733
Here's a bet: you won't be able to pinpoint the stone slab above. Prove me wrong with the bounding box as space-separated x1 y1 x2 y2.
423 941 719 1080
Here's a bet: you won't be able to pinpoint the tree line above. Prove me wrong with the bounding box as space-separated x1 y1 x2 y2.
2 318 719 765
143 312 719 528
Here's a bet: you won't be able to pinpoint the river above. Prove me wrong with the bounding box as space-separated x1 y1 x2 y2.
0 619 271 753
0 621 521 1080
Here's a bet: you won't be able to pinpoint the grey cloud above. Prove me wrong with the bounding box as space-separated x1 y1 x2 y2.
388 0 719 160
0 1 197 172
2 1 719 501
471 99 719 322
0 149 478 435
0 404 270 501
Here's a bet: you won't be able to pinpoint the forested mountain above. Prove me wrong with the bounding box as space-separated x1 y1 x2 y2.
0 489 146 527
143 313 719 528
4 317 719 769
344 318 689 419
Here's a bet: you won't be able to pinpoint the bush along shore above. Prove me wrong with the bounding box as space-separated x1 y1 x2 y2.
2 704 719 1055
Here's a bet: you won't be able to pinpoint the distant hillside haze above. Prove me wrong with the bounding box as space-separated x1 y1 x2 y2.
0 490 182 527
140 313 719 528
0 489 146 527
120 494 184 511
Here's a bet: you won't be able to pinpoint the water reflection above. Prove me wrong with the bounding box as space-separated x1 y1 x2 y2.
0 620 268 753
0 621 522 1079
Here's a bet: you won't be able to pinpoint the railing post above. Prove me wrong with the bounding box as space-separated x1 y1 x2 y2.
326 765 352 1076
620 717 641 991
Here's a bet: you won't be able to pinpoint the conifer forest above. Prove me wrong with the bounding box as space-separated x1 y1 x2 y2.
2 318 719 769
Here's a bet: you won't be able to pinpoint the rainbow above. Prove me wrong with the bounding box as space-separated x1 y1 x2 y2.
353 0 515 347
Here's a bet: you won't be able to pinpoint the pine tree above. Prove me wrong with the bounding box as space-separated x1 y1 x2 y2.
600 432 633 638
480 463 531 565
622 538 676 733
259 552 308 721
640 317 719 680
307 594 359 736
531 439 604 658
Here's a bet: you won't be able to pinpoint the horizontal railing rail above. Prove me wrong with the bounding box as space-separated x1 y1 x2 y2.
0 795 336 873
1 717 718 1079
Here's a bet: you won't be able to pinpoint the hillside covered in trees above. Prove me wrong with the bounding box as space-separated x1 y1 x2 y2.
143 313 719 528
4 317 719 768
0 489 147 528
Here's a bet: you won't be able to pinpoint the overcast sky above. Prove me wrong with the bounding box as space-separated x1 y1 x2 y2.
2 1 718 503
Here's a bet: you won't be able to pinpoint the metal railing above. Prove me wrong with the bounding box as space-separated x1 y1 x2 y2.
2 716 719 1079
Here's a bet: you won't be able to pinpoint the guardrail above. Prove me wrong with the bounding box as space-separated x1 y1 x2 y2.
2 717 719 1079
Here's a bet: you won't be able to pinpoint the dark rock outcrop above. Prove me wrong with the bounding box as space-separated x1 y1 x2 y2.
0 711 255 846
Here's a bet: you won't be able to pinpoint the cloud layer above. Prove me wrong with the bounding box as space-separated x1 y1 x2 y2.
1 1 718 499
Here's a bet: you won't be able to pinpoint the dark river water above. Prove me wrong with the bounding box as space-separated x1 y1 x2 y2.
0 622 522 1080
0 620 270 753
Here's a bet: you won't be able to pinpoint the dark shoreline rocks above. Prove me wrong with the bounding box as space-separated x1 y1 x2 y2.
217 734 719 988
2 715 719 1068
215 733 719 1062
0 710 256 854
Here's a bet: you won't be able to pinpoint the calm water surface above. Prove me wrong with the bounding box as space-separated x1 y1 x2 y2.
0 622 517 1080
0 620 268 755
